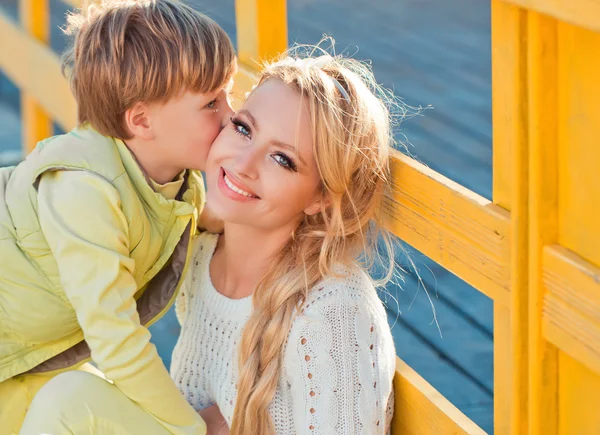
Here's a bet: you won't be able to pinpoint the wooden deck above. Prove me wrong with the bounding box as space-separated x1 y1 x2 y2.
0 0 494 432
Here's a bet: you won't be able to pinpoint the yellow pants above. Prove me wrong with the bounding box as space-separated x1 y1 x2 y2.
0 363 103 435
17 370 172 435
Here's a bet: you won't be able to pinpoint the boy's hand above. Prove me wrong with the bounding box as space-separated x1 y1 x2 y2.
198 203 224 234
199 405 229 435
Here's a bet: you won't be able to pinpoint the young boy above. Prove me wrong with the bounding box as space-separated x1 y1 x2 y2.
0 1 236 433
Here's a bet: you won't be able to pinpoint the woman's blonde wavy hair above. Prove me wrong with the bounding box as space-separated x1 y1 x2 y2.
230 45 401 434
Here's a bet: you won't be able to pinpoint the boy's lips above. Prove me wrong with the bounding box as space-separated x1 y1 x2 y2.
218 168 260 200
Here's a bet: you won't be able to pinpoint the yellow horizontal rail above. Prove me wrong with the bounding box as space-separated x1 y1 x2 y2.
503 0 600 33
392 358 486 434
0 11 76 132
384 151 511 306
542 245 600 375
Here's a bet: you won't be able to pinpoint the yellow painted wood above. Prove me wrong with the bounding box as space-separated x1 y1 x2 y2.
390 358 486 435
558 353 600 435
493 304 511 435
19 0 52 154
542 246 600 375
383 150 511 307
527 10 559 435
553 19 600 433
0 12 77 132
235 0 287 70
491 2 529 433
502 0 600 34
230 64 257 111
556 21 600 267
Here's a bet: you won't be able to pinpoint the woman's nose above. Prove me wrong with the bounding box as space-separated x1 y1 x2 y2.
232 146 259 180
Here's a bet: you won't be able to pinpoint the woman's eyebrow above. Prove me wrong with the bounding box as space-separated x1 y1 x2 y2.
270 140 307 167
237 109 258 131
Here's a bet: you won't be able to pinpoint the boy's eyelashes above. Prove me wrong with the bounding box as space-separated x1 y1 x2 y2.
205 98 218 110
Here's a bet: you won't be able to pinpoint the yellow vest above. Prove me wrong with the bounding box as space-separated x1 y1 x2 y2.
0 125 204 382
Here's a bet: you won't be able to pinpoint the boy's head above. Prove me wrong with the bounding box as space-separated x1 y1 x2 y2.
62 0 237 173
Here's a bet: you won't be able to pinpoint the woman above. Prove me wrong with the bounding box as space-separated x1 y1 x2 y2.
20 51 398 434
171 52 397 434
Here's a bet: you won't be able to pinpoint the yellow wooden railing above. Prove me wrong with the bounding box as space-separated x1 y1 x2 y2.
2 0 600 434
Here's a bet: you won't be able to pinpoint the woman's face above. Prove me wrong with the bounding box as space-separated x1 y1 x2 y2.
205 79 323 232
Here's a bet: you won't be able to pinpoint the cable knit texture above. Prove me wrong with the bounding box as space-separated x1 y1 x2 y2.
171 232 397 434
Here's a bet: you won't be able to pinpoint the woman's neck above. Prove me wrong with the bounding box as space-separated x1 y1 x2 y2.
210 222 295 299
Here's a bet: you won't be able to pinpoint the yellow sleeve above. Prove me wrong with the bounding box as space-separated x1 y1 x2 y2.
37 170 206 435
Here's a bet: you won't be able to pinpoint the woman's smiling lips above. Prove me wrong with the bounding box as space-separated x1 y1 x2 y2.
218 168 260 202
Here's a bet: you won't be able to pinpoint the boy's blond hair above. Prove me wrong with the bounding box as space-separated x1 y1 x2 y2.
62 0 236 139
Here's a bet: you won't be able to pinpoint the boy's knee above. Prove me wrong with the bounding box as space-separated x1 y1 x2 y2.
30 370 105 410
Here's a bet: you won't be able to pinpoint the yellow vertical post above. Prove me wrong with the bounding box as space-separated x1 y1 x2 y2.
527 11 558 435
554 18 600 435
19 0 52 154
235 0 287 69
491 1 529 434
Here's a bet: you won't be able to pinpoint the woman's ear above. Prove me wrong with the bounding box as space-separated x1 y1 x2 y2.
303 193 331 216
124 102 154 140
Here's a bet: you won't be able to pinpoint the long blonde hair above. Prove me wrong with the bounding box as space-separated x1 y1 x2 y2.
230 48 398 434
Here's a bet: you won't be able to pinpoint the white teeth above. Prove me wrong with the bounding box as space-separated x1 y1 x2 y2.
223 173 254 198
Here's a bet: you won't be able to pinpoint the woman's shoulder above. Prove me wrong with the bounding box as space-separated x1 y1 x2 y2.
301 265 384 314
191 231 219 260
282 264 396 401
288 265 394 347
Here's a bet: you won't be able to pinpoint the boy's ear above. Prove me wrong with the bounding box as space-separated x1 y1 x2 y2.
124 102 154 140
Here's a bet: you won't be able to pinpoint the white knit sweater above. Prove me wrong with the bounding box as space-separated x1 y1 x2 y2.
170 232 396 434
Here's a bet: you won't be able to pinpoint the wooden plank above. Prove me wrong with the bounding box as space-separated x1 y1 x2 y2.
553 18 600 434
491 1 530 433
542 246 600 374
502 0 600 34
383 150 510 306
19 0 52 154
234 0 287 68
391 357 486 435
558 353 600 434
527 10 559 435
556 20 600 269
494 304 512 435
0 11 77 131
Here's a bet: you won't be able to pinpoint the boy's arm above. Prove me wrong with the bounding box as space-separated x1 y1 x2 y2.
38 170 206 435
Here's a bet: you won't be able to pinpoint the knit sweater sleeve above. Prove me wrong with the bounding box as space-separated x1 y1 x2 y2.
282 271 396 434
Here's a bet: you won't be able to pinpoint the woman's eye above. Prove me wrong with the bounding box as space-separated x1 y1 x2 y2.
273 153 297 172
231 117 251 138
